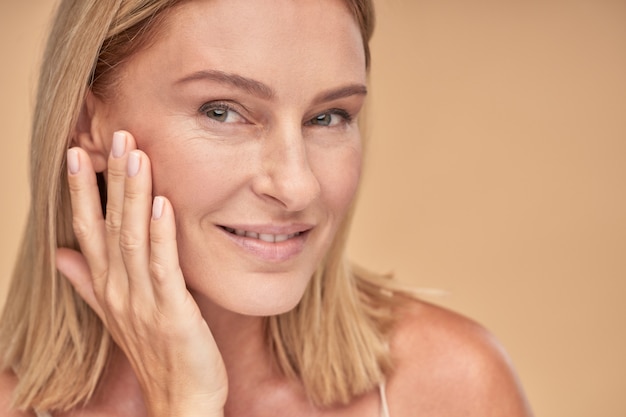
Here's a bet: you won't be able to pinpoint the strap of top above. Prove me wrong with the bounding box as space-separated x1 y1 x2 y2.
379 381 390 417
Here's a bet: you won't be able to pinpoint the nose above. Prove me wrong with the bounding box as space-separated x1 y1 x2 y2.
252 125 321 212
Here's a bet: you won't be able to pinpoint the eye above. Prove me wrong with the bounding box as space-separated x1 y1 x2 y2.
199 102 246 123
307 109 352 127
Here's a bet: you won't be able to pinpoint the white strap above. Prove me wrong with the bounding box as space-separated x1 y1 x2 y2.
379 381 390 417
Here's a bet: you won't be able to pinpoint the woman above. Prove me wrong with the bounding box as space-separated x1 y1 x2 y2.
0 0 533 416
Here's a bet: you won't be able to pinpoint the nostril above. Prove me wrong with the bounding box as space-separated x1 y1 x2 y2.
252 136 321 211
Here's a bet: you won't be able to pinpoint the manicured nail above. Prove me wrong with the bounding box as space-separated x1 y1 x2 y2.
152 196 165 220
127 151 140 177
112 131 126 158
67 149 80 174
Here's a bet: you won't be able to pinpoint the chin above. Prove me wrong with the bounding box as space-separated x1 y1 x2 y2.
189 268 315 318
235 294 304 317
211 288 308 317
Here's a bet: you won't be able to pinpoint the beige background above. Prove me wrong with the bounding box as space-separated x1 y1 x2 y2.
1 0 625 416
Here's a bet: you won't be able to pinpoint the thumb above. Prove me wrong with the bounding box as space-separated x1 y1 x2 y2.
56 247 103 319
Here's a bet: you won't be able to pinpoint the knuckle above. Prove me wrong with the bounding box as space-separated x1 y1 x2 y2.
72 217 93 240
118 230 144 254
149 257 170 282
107 165 126 182
91 270 108 289
102 288 125 314
149 231 168 245
104 209 122 234
123 186 144 203
91 271 110 297
67 177 86 194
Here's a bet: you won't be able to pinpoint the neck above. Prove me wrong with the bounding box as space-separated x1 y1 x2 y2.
96 294 297 416
193 293 310 415
194 293 276 382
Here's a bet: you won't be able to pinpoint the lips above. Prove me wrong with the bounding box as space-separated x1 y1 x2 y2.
217 224 311 262
221 226 302 243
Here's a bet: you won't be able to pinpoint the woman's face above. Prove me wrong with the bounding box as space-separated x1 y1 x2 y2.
92 0 366 315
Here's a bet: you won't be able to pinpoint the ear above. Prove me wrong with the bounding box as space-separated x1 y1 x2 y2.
72 91 109 172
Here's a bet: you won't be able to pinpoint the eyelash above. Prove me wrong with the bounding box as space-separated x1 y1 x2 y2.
306 108 353 127
199 101 245 123
198 101 354 126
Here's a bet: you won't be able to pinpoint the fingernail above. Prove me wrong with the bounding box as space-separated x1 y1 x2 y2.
112 131 126 158
127 151 140 177
152 196 164 220
67 149 80 174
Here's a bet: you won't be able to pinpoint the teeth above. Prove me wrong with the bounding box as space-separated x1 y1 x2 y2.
224 227 300 242
258 233 273 242
274 234 289 243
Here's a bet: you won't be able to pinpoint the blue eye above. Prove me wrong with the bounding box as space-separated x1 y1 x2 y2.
200 102 246 123
308 109 352 127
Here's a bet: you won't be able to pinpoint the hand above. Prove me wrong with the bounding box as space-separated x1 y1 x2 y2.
56 131 227 417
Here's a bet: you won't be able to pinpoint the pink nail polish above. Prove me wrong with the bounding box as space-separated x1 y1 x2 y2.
112 131 126 158
67 149 80 174
127 151 140 177
152 196 164 220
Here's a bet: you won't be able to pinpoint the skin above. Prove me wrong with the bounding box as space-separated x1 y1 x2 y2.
0 0 534 416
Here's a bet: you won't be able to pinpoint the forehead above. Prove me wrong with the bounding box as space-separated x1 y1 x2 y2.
122 0 366 95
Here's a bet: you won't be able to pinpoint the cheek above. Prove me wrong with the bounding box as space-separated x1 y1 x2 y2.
141 138 254 214
313 143 362 215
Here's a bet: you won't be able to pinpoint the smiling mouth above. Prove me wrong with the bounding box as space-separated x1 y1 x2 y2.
220 226 304 243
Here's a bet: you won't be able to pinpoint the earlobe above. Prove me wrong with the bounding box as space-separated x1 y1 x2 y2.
72 91 108 172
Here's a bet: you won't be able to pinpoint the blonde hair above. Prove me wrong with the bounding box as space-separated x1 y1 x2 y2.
0 0 397 412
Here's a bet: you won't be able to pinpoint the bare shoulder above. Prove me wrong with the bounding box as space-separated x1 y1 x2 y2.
385 298 534 417
0 370 36 417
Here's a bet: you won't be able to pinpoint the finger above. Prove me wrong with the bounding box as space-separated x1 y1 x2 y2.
66 148 108 285
149 196 188 308
104 131 137 292
120 149 154 299
56 247 105 319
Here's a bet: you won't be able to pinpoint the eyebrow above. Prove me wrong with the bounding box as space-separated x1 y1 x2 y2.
315 83 368 103
175 70 275 100
176 69 367 102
